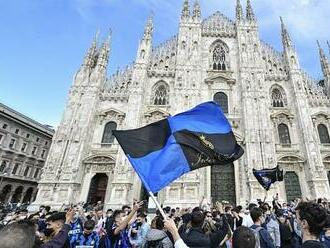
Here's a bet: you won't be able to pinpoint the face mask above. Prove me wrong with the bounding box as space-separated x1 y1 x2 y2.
107 214 112 218
44 228 54 237
74 212 79 219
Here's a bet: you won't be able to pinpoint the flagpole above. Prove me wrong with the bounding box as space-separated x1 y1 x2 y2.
148 191 167 219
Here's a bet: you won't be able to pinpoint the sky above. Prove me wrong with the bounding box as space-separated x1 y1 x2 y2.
0 0 329 127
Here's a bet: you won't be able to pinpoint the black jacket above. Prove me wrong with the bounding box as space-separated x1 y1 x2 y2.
181 227 211 248
181 225 228 248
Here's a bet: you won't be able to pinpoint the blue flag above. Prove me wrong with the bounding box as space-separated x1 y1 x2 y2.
253 166 284 191
113 102 244 193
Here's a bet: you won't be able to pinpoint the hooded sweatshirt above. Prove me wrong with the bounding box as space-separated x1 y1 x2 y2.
144 229 173 248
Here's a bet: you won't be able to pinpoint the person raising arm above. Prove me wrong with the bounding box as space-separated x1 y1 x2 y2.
164 218 189 248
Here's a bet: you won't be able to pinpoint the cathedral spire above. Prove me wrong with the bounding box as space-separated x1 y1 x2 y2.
181 0 190 20
96 30 111 70
280 17 293 49
236 0 243 21
317 40 330 80
83 30 99 68
246 0 256 22
143 14 153 41
192 0 201 20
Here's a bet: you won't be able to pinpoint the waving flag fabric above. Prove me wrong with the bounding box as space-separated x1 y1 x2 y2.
113 101 244 193
253 166 284 191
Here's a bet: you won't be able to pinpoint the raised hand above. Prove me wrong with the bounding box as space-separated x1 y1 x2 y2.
133 201 144 211
65 208 74 224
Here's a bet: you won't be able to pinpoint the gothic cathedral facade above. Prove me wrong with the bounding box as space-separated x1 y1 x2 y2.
34 0 330 209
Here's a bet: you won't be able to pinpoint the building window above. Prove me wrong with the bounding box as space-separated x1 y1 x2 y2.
0 161 7 172
23 167 30 177
32 146 37 155
278 123 291 145
45 141 48 146
213 92 228 114
26 133 30 138
41 150 46 158
29 168 34 178
21 143 27 152
212 45 227 70
153 82 169 105
0 134 3 144
101 122 117 144
9 139 16 149
34 168 40 179
318 124 330 144
12 163 20 175
36 137 40 142
15 129 19 134
271 88 285 107
2 124 8 129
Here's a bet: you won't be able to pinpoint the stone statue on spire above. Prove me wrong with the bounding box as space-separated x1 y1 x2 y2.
96 30 111 70
280 17 293 49
317 41 330 82
246 0 256 21
143 14 153 41
236 0 243 21
181 0 190 19
192 0 201 20
83 30 99 69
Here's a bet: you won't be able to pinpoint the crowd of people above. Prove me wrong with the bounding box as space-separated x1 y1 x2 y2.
0 196 329 248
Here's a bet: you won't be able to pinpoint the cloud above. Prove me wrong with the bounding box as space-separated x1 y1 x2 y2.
71 0 330 77
255 0 330 41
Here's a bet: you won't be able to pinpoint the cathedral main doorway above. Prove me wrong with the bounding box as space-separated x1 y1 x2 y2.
87 173 108 204
211 163 236 205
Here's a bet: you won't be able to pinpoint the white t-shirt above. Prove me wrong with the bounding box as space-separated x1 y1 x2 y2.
242 214 254 227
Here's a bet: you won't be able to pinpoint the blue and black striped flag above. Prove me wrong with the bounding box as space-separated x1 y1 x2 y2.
253 166 284 191
113 102 244 193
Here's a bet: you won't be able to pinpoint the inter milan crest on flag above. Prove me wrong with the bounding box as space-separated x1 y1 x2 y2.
253 166 284 191
113 101 244 193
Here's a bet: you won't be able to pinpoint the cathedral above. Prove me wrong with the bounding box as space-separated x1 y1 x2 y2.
33 0 330 209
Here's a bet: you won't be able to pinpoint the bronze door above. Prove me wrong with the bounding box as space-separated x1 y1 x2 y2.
211 163 236 205
284 171 302 202
87 173 108 204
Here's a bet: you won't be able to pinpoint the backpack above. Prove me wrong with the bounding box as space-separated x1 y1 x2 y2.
144 237 165 248
250 226 263 248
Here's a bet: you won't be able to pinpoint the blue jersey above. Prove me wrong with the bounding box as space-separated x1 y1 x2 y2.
320 231 330 248
69 218 84 236
70 231 100 248
110 224 131 248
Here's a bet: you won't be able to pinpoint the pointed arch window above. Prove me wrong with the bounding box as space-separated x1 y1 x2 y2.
271 88 286 107
102 121 117 144
318 124 330 144
213 92 228 114
278 123 291 145
0 161 7 173
153 82 169 105
212 45 227 71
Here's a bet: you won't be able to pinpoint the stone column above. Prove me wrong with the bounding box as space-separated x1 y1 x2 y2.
31 188 38 203
79 172 94 202
20 188 27 203
7 190 15 203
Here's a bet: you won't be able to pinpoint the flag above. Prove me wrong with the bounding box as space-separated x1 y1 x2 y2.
113 101 244 193
253 166 284 191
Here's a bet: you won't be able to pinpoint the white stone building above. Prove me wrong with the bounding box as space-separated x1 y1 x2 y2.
0 103 54 204
34 0 330 209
